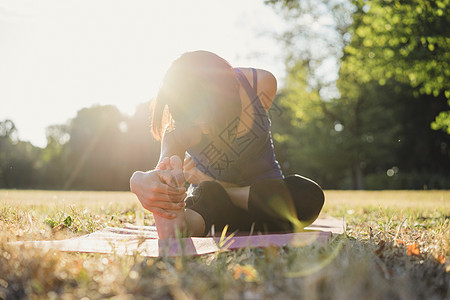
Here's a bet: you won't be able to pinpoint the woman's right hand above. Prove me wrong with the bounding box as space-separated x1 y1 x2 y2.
130 168 187 219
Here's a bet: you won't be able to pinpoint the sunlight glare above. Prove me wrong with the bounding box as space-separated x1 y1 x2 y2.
0 0 285 148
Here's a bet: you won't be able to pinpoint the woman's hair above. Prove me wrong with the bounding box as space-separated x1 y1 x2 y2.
150 50 241 141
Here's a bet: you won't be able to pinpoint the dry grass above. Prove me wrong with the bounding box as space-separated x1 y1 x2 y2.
0 190 449 299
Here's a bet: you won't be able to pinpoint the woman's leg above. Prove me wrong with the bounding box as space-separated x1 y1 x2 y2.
225 186 250 210
184 181 255 236
184 175 325 236
247 175 324 231
283 174 325 226
226 175 325 231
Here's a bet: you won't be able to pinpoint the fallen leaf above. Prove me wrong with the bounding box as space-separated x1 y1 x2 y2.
241 265 257 280
436 255 446 264
233 265 242 280
406 243 420 256
52 224 66 232
233 265 259 282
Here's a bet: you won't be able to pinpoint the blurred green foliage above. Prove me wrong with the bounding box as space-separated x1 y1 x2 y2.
267 0 449 189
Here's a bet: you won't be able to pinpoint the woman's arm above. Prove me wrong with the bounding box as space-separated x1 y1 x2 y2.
150 126 205 238
157 124 204 184
159 126 200 165
183 156 239 188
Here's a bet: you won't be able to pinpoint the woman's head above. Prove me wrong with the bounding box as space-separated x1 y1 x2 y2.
151 50 241 141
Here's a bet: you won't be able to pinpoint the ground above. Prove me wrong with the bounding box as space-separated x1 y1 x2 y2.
0 190 449 299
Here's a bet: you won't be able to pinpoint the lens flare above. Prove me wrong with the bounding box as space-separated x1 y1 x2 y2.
267 195 309 232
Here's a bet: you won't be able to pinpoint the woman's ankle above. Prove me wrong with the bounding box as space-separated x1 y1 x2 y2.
154 210 188 238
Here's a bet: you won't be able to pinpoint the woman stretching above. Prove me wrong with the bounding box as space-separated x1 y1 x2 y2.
130 50 324 238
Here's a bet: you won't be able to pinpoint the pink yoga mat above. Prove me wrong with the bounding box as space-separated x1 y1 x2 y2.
15 218 344 257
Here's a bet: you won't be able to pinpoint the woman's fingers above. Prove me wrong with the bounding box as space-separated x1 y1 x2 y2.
174 173 185 187
172 171 185 187
161 191 186 203
183 155 192 166
158 169 178 187
144 189 186 202
138 190 185 208
183 156 196 171
146 207 177 219
153 182 186 194
183 169 199 186
169 155 185 187
148 199 186 211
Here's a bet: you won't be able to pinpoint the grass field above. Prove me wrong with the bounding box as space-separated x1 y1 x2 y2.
1 190 449 299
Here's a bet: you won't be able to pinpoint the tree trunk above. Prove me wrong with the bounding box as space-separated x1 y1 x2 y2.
351 161 365 190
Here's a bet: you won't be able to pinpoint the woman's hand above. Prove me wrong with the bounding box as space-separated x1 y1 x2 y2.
183 155 214 186
130 160 187 219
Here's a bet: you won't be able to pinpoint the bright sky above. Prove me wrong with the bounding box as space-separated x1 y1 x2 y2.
0 0 287 148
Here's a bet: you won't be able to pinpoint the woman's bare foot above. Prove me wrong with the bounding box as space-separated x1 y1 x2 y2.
154 155 188 238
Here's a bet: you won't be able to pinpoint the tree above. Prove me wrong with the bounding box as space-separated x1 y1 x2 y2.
337 0 450 187
123 101 161 175
267 0 450 189
59 103 160 190
270 61 351 188
266 0 374 189
0 119 18 141
62 105 129 190
0 119 41 188
37 125 70 188
340 0 450 133
0 102 163 190
266 0 354 97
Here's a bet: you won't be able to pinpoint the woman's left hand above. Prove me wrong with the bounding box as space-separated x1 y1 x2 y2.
183 156 214 185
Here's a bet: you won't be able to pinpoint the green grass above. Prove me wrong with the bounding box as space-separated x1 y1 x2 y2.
0 190 449 299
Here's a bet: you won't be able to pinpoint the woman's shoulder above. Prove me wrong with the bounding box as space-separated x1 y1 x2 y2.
233 67 277 112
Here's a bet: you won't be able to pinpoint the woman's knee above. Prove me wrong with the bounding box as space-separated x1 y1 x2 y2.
248 178 298 231
185 181 229 235
248 179 294 220
283 174 324 224
185 181 249 235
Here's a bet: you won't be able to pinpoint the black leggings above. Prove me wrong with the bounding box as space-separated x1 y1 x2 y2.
185 175 325 236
